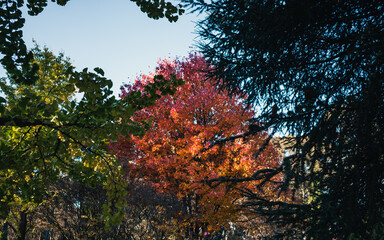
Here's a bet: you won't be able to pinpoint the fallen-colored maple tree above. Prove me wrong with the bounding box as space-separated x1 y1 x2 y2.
111 54 282 237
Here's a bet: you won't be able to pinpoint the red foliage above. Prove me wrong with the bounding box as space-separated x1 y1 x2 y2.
111 54 281 233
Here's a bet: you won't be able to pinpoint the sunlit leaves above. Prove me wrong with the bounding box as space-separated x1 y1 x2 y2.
0 46 183 228
112 54 281 234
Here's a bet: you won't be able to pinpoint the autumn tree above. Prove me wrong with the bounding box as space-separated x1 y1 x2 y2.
185 0 384 239
111 54 282 239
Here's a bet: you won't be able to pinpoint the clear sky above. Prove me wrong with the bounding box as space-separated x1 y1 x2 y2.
16 0 200 95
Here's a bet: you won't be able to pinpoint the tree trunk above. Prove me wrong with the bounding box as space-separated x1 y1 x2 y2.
18 211 27 240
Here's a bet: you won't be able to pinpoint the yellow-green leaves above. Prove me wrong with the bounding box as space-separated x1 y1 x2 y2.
0 46 184 230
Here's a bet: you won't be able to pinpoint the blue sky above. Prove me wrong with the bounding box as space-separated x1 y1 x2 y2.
17 0 200 95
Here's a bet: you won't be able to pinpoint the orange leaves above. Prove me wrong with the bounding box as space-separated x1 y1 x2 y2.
170 107 179 121
112 54 281 232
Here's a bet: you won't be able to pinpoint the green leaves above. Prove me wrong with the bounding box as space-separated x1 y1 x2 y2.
0 96 5 114
0 46 185 232
93 67 105 76
122 74 184 111
26 0 48 16
0 0 184 86
131 0 184 22
0 0 186 232
0 48 111 217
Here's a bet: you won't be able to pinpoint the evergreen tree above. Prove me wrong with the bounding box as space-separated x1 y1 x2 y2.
186 0 384 239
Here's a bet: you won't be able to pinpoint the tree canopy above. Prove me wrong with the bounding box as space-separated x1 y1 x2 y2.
2 0 383 238
187 0 384 239
111 54 283 238
0 45 183 239
0 0 185 238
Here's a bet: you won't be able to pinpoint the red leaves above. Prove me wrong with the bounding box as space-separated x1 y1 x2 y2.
111 54 281 231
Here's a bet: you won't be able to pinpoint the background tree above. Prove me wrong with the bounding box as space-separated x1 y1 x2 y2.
186 0 384 239
2 176 184 240
111 54 282 239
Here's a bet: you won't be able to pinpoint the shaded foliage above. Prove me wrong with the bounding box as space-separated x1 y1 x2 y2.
1 177 185 239
186 0 384 239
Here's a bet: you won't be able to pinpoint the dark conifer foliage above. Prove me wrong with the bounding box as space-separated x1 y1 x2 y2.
186 0 384 239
